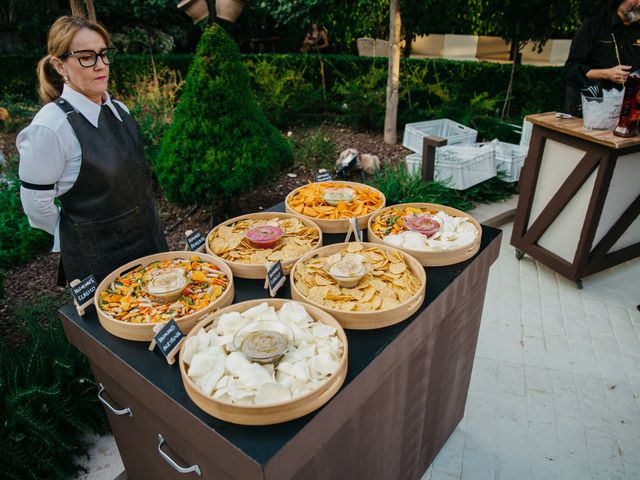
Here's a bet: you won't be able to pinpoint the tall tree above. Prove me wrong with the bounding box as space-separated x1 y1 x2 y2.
482 0 573 117
256 0 389 52
400 0 483 55
384 0 401 144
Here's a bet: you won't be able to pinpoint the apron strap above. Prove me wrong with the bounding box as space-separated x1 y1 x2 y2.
56 255 67 287
53 97 78 116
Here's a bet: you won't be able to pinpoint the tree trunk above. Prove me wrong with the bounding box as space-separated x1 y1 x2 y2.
501 41 523 119
384 0 401 145
70 0 95 20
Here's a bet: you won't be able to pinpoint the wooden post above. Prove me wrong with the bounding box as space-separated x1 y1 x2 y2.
383 0 401 145
421 135 447 182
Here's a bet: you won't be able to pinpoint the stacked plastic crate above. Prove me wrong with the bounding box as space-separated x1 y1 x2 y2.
493 141 527 182
403 119 497 190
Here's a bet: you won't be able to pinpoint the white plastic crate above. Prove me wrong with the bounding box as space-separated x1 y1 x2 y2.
494 141 527 182
519 120 533 147
405 143 496 190
402 119 477 153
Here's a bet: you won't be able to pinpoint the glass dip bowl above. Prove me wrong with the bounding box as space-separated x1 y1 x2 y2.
245 225 285 249
143 268 189 302
322 187 356 206
325 254 369 288
233 320 295 364
403 213 442 238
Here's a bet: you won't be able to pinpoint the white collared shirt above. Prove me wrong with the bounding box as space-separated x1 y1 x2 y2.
17 84 129 252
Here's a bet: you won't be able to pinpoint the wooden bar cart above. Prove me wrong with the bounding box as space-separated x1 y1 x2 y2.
511 112 640 288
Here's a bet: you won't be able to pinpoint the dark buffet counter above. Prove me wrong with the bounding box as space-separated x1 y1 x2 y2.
59 202 502 479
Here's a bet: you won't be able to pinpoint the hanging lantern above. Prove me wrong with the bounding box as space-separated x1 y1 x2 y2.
177 0 209 23
215 0 245 22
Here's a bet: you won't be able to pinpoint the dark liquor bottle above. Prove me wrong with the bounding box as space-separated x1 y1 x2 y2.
614 71 640 137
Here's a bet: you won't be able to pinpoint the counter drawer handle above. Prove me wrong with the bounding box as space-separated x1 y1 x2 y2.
157 434 201 476
97 383 133 417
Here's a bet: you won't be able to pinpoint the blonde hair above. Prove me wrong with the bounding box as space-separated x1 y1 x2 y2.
37 16 110 103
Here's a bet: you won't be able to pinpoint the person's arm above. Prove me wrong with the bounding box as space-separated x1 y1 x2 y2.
316 30 329 49
586 64 631 84
565 19 630 85
17 124 66 241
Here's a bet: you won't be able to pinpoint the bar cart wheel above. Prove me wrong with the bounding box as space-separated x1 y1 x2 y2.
576 279 583 290
515 249 524 260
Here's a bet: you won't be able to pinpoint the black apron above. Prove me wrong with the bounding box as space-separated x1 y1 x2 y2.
54 97 168 284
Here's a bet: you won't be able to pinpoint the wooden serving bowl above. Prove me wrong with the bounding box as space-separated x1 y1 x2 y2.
290 242 427 330
367 203 482 267
179 298 348 425
205 212 323 279
94 251 235 342
285 181 386 233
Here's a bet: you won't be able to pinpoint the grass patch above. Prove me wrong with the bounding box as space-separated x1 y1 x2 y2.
370 162 516 211
291 129 337 171
371 163 473 211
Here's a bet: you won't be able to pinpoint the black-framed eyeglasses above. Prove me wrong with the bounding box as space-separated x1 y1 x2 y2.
61 48 117 68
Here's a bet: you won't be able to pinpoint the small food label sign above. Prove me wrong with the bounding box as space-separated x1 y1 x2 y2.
345 217 363 242
70 275 97 316
315 170 333 183
264 261 286 297
185 229 206 252
150 319 185 365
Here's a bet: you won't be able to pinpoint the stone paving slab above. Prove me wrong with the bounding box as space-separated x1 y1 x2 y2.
422 222 640 480
76 216 640 479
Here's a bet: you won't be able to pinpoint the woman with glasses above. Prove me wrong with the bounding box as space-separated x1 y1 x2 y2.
17 15 168 284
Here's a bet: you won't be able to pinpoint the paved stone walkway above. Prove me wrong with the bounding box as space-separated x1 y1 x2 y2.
422 222 640 480
77 220 640 479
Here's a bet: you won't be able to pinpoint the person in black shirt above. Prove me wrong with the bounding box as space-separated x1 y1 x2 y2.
564 0 640 116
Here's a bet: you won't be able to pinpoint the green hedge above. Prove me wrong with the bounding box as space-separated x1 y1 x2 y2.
1 53 564 121
0 54 193 100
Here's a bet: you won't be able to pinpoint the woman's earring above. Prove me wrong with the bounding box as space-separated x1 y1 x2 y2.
64 75 69 83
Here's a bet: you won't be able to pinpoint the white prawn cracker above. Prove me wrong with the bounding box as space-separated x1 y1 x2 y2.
183 301 344 406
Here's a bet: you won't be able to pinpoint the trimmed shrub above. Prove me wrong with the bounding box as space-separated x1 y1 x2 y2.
155 26 292 205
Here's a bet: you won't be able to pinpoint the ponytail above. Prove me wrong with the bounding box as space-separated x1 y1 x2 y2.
37 54 65 104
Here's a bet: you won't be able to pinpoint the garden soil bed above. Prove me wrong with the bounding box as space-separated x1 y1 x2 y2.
0 125 409 341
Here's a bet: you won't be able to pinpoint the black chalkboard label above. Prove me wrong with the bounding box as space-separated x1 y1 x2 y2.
153 319 186 361
70 275 97 305
186 229 206 251
315 171 333 182
266 261 286 296
352 217 363 242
